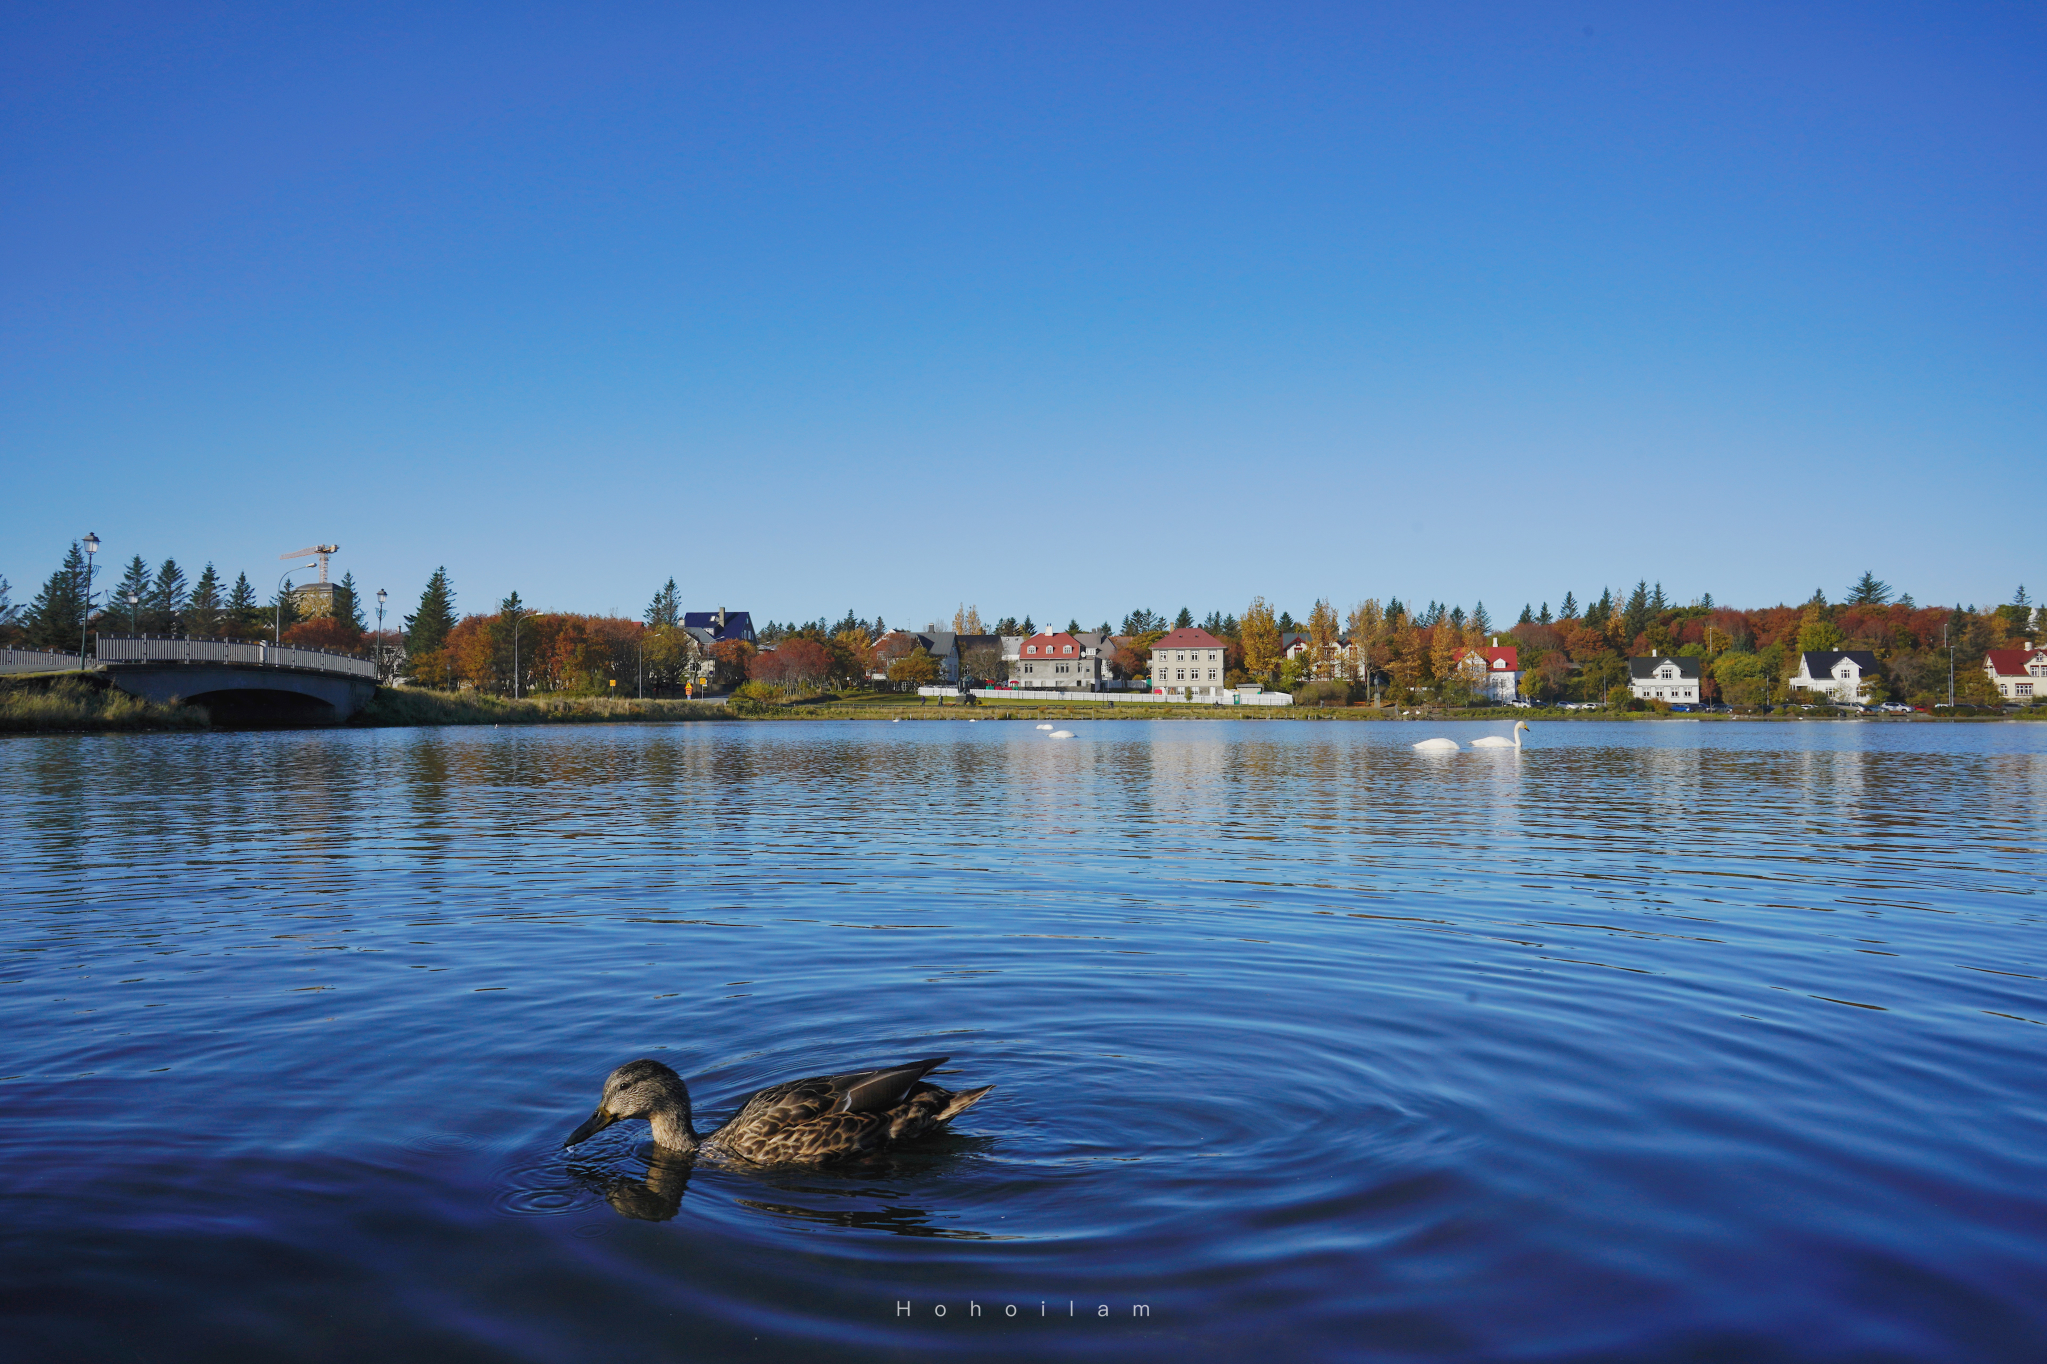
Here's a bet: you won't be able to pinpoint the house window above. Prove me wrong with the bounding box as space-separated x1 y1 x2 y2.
2021 683 2035 696
1027 645 1036 654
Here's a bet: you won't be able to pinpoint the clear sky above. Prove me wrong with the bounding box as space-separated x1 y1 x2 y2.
5 3 2042 630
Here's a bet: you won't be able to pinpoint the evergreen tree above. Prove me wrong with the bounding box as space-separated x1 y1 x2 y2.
1174 607 1193 629
1517 604 1534 625
112 555 152 632
1066 618 1082 634
1623 581 1653 641
1560 591 1578 620
405 567 457 655
645 578 682 628
0 576 15 637
226 572 260 634
1846 571 1892 606
1538 602 1553 624
1471 602 1492 636
1097 621 1112 634
188 564 223 638
25 542 89 648
1278 610 1297 633
333 571 367 633
148 558 189 634
1449 605 1468 631
270 577 301 638
1021 615 1035 635
1588 588 1614 625
1650 582 1668 613
1700 591 1715 610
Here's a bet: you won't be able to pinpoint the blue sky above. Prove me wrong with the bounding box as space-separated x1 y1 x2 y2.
5 2 2041 630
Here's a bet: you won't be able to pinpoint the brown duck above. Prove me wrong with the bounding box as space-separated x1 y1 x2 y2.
563 1055 994 1165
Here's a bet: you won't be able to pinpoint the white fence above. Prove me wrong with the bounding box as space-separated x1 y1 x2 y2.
0 647 85 674
918 686 1293 707
95 636 378 680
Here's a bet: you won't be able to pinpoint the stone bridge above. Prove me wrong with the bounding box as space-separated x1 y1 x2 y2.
4 638 382 724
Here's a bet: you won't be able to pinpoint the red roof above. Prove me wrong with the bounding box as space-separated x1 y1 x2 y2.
1459 645 1518 670
1984 647 2045 677
1021 631 1080 657
1151 627 1224 651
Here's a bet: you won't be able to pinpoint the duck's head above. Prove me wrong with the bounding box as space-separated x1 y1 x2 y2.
565 1058 694 1147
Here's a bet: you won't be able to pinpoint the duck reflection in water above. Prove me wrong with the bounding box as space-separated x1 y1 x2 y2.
572 1148 694 1222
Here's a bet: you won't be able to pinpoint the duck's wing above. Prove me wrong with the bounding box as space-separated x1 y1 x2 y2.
722 1056 952 1130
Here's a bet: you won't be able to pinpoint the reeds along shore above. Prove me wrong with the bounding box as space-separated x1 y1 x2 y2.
0 674 209 733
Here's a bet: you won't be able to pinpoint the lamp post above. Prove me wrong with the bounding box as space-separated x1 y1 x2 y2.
375 589 388 682
275 562 313 645
508 603 530 699
78 532 99 669
127 591 141 634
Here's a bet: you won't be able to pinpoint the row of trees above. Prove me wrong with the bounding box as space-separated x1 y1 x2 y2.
0 540 397 654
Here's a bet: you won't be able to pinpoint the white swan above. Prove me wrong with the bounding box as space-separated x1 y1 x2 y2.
1412 736 1460 752
1470 721 1531 749
1049 730 1074 739
1036 724 1054 730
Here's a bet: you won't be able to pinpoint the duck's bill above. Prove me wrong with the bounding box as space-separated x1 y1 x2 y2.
564 1108 617 1147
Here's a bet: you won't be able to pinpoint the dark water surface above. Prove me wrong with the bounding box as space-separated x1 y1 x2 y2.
4 719 2045 1362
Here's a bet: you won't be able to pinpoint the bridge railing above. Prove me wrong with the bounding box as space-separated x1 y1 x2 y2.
0 646 86 674
95 636 378 680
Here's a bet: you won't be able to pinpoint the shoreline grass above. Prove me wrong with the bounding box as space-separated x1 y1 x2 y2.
0 673 210 733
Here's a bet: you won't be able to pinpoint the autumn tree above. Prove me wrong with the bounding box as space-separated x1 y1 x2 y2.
1306 598 1340 679
709 638 756 690
888 648 940 688
951 604 985 634
1240 598 1282 680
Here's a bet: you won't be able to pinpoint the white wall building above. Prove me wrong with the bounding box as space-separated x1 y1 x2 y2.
1630 653 1703 703
1150 626 1227 696
1787 650 1881 704
1984 642 2047 702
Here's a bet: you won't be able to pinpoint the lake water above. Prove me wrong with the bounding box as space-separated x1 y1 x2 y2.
4 718 2045 1362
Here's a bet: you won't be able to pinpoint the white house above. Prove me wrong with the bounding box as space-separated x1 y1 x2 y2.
1629 653 1703 703
1787 650 1881 704
1453 640 1521 703
1150 626 1228 696
1984 642 2047 702
1014 630 1106 689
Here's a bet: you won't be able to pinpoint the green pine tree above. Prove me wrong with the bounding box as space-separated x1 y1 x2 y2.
270 577 302 638
1623 581 1653 641
225 572 260 635
1174 607 1194 629
188 564 223 638
148 558 189 634
334 572 367 635
113 555 152 634
1471 602 1492 636
1560 591 1577 620
0 576 16 639
1846 571 1891 606
404 567 456 655
644 578 681 628
26 542 89 649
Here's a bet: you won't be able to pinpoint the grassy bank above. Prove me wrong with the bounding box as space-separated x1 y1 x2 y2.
0 673 210 733
353 687 729 727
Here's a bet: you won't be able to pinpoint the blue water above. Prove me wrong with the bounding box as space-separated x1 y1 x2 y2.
3 719 2044 1361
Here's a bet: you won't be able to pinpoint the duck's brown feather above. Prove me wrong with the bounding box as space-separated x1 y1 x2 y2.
705 1057 994 1164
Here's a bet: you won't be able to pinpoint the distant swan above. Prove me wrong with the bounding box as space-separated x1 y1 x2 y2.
1413 736 1460 752
1470 721 1531 749
1049 730 1074 739
566 1055 993 1165
1036 724 1054 730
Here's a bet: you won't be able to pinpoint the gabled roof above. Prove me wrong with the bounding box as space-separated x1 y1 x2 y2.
1152 627 1224 651
682 610 754 642
1629 655 1703 680
1459 645 1519 670
1800 650 1880 674
1984 647 2046 677
1020 631 1079 656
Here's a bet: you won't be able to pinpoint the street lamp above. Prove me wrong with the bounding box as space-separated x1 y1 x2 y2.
375 589 389 681
127 592 141 634
78 532 99 669
507 602 531 699
276 561 314 644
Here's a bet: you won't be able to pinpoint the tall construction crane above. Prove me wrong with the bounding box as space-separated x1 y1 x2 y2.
280 545 340 583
